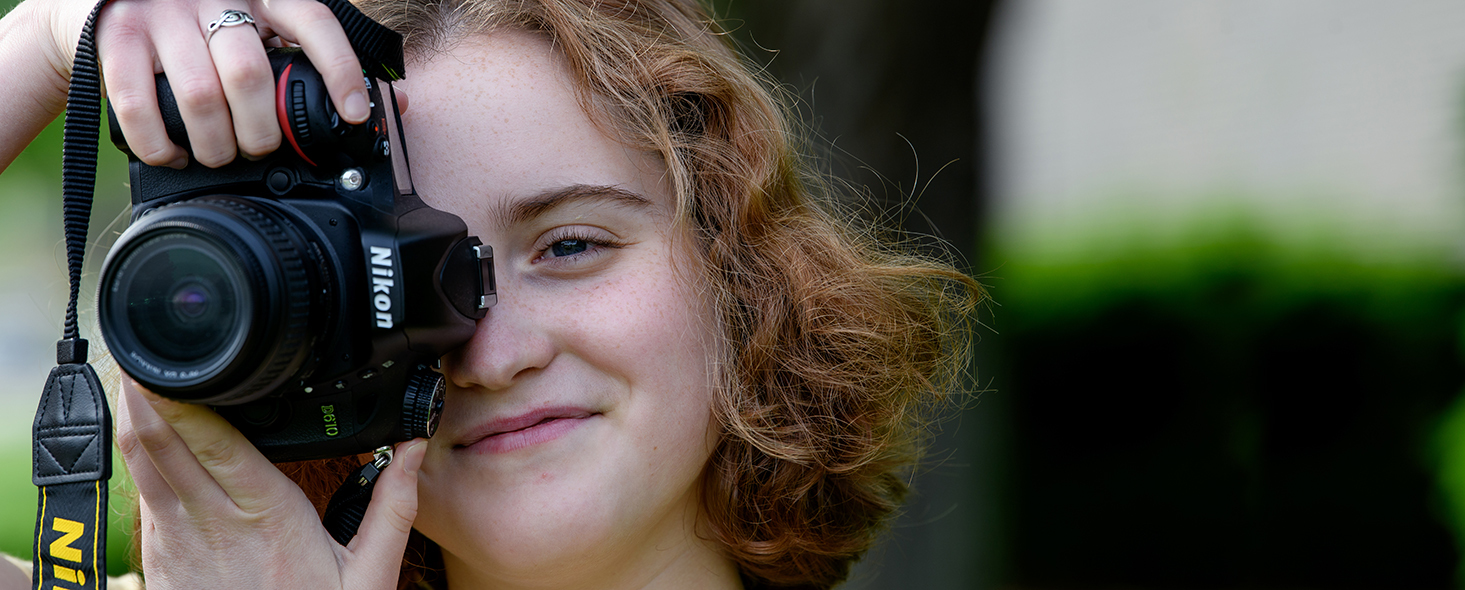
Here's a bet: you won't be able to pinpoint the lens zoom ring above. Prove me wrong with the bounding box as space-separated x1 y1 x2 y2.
199 198 312 398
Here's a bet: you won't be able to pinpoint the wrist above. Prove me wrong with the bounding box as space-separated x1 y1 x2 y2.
41 0 87 81
17 0 93 83
0 0 69 111
0 0 81 169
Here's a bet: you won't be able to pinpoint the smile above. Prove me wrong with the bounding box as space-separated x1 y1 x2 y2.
453 407 600 454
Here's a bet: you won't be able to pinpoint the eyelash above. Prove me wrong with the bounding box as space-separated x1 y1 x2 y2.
533 228 628 264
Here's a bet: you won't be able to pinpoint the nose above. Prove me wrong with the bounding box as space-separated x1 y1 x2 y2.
440 288 556 392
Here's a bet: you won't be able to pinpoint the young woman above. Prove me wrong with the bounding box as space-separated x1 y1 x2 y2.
0 0 982 588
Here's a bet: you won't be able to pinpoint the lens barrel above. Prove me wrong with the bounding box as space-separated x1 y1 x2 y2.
100 197 318 405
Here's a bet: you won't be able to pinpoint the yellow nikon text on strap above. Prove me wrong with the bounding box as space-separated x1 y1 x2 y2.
48 516 87 586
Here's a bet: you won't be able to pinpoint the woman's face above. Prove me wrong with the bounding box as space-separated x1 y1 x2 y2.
399 31 729 586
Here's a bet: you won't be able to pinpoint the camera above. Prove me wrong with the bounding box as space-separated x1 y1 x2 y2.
99 50 495 462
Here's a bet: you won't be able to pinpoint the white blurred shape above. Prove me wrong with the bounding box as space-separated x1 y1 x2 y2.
988 0 1465 258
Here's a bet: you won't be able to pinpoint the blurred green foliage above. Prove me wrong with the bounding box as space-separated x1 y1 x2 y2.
1435 396 1465 587
989 219 1465 588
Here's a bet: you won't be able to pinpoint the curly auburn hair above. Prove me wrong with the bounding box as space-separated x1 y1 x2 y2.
270 1 985 588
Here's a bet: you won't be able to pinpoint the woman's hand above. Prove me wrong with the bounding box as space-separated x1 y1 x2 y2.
95 0 371 169
116 381 426 590
0 0 369 171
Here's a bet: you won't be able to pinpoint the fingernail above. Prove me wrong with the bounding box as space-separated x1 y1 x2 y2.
344 90 370 123
139 388 184 420
167 155 188 170
399 439 427 474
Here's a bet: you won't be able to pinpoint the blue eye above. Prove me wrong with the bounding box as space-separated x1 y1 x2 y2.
536 230 628 265
549 239 591 257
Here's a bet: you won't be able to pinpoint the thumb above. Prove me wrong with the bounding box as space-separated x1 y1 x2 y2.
342 439 427 578
390 85 409 114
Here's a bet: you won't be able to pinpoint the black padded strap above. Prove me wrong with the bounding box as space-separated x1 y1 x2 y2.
33 363 111 590
33 365 111 486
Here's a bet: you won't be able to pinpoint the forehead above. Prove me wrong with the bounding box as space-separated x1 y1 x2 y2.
397 30 670 224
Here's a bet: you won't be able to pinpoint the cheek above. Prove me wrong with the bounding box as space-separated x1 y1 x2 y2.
549 247 711 357
411 250 722 560
565 263 721 465
577 267 717 396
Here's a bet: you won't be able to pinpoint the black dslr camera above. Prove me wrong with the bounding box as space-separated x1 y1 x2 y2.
99 50 495 462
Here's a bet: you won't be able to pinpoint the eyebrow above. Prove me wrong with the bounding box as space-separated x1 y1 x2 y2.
492 184 652 231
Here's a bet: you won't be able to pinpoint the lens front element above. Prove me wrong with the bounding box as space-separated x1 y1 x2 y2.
122 233 250 369
170 281 211 320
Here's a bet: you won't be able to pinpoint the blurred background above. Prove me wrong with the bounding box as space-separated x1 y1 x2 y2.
3 0 1465 588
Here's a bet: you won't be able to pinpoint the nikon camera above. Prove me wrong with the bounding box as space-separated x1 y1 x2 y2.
99 50 495 462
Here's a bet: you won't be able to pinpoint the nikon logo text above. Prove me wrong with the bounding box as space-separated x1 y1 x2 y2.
370 246 395 328
49 517 86 586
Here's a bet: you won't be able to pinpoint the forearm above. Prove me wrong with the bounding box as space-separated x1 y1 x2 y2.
0 0 82 172
0 555 29 590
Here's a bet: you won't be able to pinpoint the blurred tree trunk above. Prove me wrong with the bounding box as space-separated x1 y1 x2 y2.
718 2 1002 589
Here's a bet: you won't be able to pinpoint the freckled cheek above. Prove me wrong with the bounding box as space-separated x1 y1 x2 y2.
613 280 719 435
547 271 716 427
557 278 708 364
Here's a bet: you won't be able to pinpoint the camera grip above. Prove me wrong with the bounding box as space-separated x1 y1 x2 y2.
153 74 193 152
107 51 324 162
103 73 192 157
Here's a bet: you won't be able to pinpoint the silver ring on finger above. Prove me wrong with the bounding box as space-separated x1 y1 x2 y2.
204 9 257 45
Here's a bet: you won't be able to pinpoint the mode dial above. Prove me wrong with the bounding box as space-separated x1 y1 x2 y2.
400 365 445 439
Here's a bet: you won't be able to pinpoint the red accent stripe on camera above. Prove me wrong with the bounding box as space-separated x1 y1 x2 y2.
275 63 317 167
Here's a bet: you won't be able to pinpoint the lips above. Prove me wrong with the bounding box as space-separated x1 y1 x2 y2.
453 407 599 454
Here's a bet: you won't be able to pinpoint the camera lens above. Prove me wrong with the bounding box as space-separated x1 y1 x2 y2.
100 197 319 404
120 234 249 367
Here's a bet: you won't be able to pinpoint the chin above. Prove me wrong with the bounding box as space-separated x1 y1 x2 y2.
415 456 710 585
422 486 636 582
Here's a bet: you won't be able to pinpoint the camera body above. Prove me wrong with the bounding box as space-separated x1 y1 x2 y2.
99 50 494 462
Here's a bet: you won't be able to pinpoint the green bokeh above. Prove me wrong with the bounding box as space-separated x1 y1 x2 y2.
989 218 1465 588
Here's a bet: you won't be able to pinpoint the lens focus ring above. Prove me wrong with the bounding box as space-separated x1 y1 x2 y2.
197 198 313 400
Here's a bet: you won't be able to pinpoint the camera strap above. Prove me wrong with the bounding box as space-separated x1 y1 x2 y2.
315 0 406 82
32 0 115 584
34 0 406 587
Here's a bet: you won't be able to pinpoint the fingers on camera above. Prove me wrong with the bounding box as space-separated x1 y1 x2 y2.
209 24 281 160
118 383 225 508
156 16 238 169
270 0 370 123
135 385 292 514
115 384 174 504
105 0 367 167
349 440 426 556
102 23 189 169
